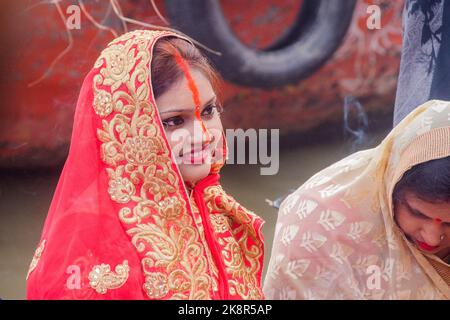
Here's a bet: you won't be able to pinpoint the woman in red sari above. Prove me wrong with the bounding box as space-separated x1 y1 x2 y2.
26 30 264 300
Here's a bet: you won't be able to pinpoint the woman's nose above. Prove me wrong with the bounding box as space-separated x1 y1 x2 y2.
190 118 210 144
421 221 444 246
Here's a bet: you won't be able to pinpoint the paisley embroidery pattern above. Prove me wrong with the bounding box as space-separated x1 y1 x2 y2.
143 272 169 298
88 260 130 294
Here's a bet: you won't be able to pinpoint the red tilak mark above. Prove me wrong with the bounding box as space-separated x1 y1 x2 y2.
173 51 211 142
435 218 442 224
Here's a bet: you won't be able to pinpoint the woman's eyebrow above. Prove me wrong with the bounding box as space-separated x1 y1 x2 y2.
159 108 192 115
203 96 217 106
404 201 450 223
159 96 216 115
404 201 430 219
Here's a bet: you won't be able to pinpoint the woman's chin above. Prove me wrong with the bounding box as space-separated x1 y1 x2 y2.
179 163 212 185
413 239 441 254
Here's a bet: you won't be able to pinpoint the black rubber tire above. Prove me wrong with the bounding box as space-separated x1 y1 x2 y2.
165 0 356 88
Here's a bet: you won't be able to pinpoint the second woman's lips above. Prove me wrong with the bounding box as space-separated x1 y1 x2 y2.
415 240 439 251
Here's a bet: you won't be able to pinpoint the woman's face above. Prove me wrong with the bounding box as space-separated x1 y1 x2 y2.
156 68 223 186
395 191 450 259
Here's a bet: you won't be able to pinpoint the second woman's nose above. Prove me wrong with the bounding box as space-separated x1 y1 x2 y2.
421 221 444 246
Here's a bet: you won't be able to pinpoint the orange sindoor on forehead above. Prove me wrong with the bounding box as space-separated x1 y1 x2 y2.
172 51 211 142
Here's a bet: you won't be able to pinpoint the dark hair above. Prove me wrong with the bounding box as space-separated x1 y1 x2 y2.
393 156 450 204
151 37 221 99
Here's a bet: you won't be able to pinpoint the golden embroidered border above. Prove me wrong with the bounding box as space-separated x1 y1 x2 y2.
92 30 212 300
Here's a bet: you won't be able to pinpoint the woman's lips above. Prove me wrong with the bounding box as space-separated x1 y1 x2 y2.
181 145 211 164
188 149 209 164
415 240 439 251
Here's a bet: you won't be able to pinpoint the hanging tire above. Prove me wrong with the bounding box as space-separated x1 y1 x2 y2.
165 0 356 88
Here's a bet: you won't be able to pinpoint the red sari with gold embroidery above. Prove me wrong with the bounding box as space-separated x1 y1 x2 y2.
26 30 264 300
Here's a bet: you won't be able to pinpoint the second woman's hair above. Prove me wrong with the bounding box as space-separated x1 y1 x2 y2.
393 156 450 204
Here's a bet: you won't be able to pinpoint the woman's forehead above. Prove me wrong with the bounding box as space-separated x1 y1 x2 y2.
404 192 450 221
155 68 215 113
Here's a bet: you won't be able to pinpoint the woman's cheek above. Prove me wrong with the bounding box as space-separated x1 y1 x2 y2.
395 206 408 231
208 118 223 143
397 209 419 235
166 129 188 157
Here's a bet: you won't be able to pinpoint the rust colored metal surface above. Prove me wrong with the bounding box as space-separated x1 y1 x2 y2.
220 0 403 133
0 0 403 168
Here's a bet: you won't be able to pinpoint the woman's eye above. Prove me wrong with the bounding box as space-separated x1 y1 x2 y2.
201 105 215 118
162 116 184 128
410 210 427 220
201 104 222 119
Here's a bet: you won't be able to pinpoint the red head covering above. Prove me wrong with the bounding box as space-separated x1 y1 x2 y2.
26 30 264 300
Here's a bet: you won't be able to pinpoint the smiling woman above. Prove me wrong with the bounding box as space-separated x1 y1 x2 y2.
150 38 225 186
26 30 265 300
156 68 224 185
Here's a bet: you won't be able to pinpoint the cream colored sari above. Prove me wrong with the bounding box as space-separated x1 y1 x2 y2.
264 100 450 299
